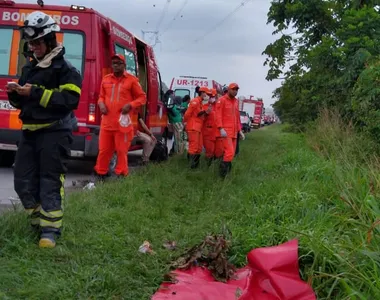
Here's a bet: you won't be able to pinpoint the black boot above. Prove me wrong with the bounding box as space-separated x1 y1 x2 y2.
219 161 232 178
190 154 200 169
206 157 213 167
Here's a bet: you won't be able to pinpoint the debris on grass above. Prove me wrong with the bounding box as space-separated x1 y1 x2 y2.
163 240 177 251
170 234 236 282
139 241 155 254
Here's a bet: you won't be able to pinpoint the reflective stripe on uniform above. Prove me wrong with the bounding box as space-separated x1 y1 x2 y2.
40 219 62 229
22 122 55 131
38 84 81 108
39 174 65 229
40 208 63 229
26 205 41 225
58 84 81 95
40 89 53 108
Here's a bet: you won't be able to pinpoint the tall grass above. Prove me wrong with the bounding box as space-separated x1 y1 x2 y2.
0 123 380 298
304 108 380 298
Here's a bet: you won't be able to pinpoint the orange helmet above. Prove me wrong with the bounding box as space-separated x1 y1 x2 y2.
210 88 217 97
198 86 210 94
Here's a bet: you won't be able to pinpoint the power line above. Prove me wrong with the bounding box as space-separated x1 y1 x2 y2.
148 0 171 44
159 0 188 37
155 0 172 32
170 0 252 53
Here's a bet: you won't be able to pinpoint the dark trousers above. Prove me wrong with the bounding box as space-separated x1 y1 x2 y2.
14 128 72 236
235 132 240 156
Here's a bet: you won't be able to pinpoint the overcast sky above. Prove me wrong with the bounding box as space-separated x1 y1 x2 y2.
23 0 281 106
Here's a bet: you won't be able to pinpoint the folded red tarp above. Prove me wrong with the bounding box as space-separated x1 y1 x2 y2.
152 239 316 300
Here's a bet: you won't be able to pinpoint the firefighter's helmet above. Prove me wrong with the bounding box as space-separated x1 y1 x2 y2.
20 11 60 41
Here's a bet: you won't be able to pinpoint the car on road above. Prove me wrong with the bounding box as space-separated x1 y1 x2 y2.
240 111 251 133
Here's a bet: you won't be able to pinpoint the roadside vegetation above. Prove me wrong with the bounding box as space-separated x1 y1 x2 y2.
264 1 380 145
0 123 379 299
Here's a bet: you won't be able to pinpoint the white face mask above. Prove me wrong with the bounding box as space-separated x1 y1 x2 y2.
202 95 210 103
209 97 216 103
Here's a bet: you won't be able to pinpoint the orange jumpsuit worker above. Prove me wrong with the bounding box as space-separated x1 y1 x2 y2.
202 88 223 166
184 86 210 168
215 83 245 178
94 54 146 180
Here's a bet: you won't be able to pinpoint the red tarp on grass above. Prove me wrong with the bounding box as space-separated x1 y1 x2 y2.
152 239 316 300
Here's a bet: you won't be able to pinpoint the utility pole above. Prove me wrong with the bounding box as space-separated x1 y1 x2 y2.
141 30 158 42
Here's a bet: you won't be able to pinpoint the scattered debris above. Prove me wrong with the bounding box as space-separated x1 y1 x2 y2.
83 182 96 190
139 241 155 254
163 240 177 251
171 234 236 282
235 287 243 299
72 179 92 188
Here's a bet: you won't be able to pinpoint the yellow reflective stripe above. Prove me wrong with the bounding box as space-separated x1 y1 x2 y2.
60 174 65 211
40 208 63 219
40 219 62 229
31 217 40 225
32 84 45 89
22 122 55 131
40 89 53 108
59 84 81 95
25 208 34 215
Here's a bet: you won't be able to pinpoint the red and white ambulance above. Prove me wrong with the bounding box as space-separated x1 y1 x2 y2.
169 76 223 98
0 0 168 166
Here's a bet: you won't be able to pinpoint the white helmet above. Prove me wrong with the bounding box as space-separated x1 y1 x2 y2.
20 11 60 41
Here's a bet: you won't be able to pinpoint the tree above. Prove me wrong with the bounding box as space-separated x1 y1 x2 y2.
263 0 380 133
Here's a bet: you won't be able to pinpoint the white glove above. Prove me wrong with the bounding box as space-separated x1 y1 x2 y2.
239 131 245 140
220 128 227 137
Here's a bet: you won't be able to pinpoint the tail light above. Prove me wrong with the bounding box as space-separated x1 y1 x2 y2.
88 103 96 123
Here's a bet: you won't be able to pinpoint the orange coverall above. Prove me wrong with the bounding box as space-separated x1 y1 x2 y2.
184 96 205 155
215 94 241 162
202 102 224 159
94 72 146 176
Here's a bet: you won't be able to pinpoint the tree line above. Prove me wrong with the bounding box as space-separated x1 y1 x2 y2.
263 0 380 142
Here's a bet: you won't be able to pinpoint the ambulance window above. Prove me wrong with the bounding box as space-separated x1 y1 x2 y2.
62 33 84 75
0 28 14 76
115 44 137 76
174 89 190 98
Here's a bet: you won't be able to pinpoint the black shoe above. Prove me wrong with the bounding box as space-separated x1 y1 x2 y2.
189 154 200 169
219 161 232 178
206 157 213 167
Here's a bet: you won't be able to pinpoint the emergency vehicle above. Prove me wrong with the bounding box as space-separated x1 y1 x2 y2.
169 76 223 98
242 96 264 129
0 1 168 166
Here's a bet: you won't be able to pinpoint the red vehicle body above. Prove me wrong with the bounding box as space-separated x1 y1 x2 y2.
242 96 264 129
0 1 168 166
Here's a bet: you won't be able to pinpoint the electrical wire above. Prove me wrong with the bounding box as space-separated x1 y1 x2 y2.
159 0 188 37
155 0 172 32
148 0 171 44
170 0 252 53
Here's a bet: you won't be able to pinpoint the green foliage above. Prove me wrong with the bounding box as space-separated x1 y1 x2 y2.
265 1 380 137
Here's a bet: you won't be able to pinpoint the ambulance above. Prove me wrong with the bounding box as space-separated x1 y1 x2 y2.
0 0 168 166
169 76 223 98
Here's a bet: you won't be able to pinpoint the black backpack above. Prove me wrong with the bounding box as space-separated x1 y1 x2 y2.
149 140 168 162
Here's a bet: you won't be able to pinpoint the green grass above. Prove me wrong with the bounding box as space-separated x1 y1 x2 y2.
0 124 379 299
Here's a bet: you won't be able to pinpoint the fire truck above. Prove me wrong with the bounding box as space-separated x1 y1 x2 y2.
0 0 169 166
169 76 223 98
242 96 264 129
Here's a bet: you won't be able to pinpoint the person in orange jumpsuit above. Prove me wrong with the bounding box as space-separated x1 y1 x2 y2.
184 86 210 168
94 54 146 180
215 83 245 177
202 88 224 166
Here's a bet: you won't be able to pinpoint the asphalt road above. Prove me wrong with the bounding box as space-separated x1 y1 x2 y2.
0 149 143 214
